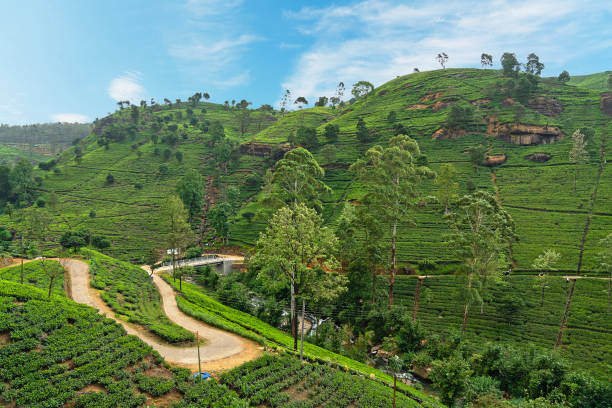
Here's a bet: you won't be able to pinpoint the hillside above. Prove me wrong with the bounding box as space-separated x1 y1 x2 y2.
5 68 608 276
568 71 612 92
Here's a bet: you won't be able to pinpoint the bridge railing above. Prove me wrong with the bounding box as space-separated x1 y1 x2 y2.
157 254 222 269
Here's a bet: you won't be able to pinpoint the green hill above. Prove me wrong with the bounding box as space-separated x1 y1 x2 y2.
1 68 610 275
568 71 612 92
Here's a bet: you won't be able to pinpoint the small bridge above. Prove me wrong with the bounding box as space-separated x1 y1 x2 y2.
153 254 240 275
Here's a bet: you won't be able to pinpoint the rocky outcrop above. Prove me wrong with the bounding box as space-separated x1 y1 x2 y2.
431 127 467 140
486 117 565 145
527 97 563 117
406 104 428 110
483 154 507 167
471 98 491 106
239 142 290 158
526 152 552 162
601 92 612 116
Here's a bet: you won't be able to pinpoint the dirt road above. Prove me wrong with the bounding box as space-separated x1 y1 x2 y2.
65 259 262 372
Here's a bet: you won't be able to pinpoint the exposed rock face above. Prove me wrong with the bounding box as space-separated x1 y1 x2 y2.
239 142 290 158
406 104 428 110
431 127 467 140
527 97 563 117
486 117 565 145
432 100 454 112
601 92 612 116
483 154 507 167
502 97 515 107
526 152 552 162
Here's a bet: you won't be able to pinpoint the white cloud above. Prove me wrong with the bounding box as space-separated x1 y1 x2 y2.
51 113 89 123
169 34 260 68
281 0 607 107
213 71 250 88
107 72 145 103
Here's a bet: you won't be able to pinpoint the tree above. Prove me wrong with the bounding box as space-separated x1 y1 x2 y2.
294 126 319 150
251 203 346 350
213 138 234 174
568 129 588 192
320 144 337 165
60 231 87 251
481 53 493 69
175 151 183 163
324 124 339 142
163 195 195 291
176 169 205 223
106 173 115 184
430 355 471 407
225 185 241 222
314 96 328 107
9 159 34 205
467 144 487 171
208 202 232 245
15 207 49 284
40 257 65 298
388 355 403 408
262 147 330 212
558 70 570 83
446 191 517 332
242 211 255 223
525 53 545 76
447 104 474 130
280 89 291 115
351 81 375 103
387 111 397 123
334 82 345 107
256 104 274 131
608 75 612 91
436 52 449 69
235 99 252 136
597 233 612 313
350 135 435 306
356 118 369 143
501 52 521 77
435 163 459 213
532 249 561 306
209 121 225 144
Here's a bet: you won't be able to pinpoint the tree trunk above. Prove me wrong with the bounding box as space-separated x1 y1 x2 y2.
172 252 176 282
48 277 54 298
389 221 397 307
20 258 24 285
300 298 305 361
393 375 397 408
179 275 182 292
371 270 377 304
291 274 297 351
462 273 473 333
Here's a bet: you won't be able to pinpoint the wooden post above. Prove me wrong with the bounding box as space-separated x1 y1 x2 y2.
197 332 201 376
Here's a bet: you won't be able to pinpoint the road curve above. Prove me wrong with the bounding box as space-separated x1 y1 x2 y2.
65 259 262 371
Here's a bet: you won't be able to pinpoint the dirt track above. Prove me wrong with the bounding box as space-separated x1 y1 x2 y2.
64 259 262 372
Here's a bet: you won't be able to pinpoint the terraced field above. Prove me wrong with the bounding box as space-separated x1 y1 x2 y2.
387 274 611 378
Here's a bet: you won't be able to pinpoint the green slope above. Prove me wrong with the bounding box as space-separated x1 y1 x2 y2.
1 68 609 276
568 71 612 92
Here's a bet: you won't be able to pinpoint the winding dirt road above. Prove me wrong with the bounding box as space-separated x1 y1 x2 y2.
64 259 262 372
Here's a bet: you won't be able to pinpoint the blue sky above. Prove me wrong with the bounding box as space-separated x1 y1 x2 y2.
1 0 611 124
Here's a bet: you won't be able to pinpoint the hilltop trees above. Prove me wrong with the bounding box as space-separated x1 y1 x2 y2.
330 82 345 108
481 53 493 68
501 52 521 77
351 81 374 103
251 203 345 351
436 52 449 69
568 129 588 192
350 135 435 306
176 169 205 224
558 70 571 83
525 53 545 75
446 191 517 332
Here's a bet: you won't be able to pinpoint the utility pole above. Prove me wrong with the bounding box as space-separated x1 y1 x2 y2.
197 331 201 376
